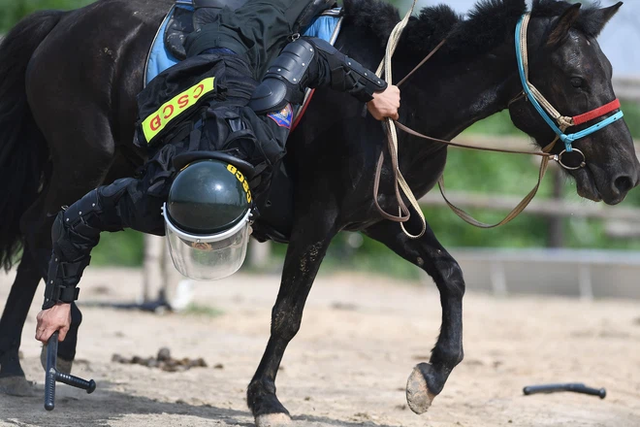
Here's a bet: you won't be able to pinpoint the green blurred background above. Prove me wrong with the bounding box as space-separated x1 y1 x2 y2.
3 0 639 280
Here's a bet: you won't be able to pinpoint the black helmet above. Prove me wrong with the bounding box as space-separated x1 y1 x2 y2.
166 159 251 234
163 159 254 281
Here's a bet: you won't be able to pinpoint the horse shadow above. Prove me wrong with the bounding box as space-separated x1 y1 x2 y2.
0 380 403 427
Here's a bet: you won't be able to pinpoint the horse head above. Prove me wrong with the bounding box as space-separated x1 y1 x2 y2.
508 0 640 204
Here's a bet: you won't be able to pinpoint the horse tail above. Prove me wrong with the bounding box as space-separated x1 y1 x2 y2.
0 10 64 271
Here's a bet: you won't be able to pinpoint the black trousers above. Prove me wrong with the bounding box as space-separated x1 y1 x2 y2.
185 0 317 78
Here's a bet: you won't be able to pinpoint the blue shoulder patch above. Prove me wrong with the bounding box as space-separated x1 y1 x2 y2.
267 104 293 129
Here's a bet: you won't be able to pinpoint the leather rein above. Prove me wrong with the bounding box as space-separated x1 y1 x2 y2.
374 12 624 230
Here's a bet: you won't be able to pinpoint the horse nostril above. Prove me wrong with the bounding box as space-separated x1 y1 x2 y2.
614 175 634 194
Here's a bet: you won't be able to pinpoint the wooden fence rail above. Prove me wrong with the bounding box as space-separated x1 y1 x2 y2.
423 134 640 231
451 134 640 157
615 77 640 102
420 190 640 223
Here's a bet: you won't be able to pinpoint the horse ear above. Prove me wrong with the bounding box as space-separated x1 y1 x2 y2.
580 2 623 38
546 3 582 47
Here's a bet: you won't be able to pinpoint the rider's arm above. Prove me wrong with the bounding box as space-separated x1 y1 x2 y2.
249 37 400 121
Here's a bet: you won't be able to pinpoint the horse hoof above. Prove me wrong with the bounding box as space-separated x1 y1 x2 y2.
40 345 73 374
255 413 292 427
406 363 436 415
0 376 37 397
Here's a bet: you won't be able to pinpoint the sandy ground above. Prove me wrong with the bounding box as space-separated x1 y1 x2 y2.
1 267 640 427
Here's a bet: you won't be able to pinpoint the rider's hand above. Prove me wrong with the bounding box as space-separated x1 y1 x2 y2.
36 303 71 343
367 85 400 121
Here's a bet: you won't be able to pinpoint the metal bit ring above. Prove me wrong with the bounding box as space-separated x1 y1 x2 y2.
557 148 586 170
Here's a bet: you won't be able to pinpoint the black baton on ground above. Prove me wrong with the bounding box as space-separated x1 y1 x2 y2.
45 331 96 411
523 383 606 399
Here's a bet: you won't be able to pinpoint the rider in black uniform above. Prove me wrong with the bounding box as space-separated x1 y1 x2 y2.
35 0 401 343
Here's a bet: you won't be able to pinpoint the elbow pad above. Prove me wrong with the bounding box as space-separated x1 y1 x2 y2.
249 38 387 115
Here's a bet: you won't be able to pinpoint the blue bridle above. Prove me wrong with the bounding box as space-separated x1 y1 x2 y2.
515 14 624 154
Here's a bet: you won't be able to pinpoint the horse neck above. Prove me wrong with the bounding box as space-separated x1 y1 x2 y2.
399 44 520 145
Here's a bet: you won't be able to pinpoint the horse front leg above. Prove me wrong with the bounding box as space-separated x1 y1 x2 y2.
247 210 338 427
364 219 465 414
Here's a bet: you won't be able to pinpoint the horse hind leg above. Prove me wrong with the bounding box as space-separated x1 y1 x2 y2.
0 173 90 395
0 128 116 396
0 158 57 392
0 247 43 396
0 248 77 397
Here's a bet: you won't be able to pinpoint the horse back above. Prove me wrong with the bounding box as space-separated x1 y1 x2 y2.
25 0 173 160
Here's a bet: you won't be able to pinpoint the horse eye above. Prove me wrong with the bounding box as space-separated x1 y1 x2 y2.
570 77 584 88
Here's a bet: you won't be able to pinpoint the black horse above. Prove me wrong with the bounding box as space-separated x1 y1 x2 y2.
0 0 637 424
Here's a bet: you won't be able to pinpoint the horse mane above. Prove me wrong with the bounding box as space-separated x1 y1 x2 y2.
343 0 609 61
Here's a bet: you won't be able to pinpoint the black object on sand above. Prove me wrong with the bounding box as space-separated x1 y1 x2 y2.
523 383 606 399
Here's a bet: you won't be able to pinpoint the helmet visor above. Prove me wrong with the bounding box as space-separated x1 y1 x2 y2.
164 205 251 281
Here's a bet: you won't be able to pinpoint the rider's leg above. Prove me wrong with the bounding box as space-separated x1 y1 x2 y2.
186 0 334 77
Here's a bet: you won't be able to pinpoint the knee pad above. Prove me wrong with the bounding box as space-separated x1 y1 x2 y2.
193 0 249 32
193 0 247 8
291 0 337 35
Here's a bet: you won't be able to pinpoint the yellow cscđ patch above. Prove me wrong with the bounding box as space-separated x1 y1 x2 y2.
141 77 215 143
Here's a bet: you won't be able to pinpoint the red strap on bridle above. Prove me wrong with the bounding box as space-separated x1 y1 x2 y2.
572 98 621 126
